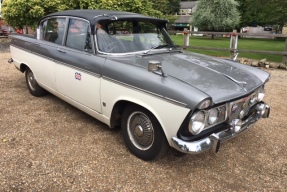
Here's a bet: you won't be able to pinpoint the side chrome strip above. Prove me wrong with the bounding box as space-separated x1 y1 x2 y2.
12 45 186 107
11 44 54 62
103 76 187 108
56 60 101 78
10 45 101 78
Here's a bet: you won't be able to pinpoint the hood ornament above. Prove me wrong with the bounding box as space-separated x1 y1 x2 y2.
223 75 247 90
198 64 248 91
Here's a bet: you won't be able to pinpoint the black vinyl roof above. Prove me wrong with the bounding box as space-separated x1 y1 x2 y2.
43 9 167 25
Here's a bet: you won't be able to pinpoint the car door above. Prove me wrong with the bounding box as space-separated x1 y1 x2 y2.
25 17 67 91
54 18 104 113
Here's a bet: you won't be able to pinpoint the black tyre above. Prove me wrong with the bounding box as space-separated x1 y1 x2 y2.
25 67 47 97
121 104 169 161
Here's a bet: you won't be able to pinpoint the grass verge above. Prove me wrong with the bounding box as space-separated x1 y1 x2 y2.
170 35 286 62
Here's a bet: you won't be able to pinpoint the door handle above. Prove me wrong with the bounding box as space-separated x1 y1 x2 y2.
33 42 40 46
57 48 66 53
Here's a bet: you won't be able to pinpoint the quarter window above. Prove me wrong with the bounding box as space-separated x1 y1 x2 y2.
66 19 92 53
42 18 66 45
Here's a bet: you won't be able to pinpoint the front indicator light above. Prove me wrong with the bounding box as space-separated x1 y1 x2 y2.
256 86 265 102
189 111 205 135
250 94 257 105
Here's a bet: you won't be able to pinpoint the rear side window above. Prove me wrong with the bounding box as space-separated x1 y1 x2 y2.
42 18 66 45
65 19 92 53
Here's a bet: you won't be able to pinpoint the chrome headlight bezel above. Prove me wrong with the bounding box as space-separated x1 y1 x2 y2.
188 111 205 135
207 108 219 125
188 104 227 135
197 99 211 110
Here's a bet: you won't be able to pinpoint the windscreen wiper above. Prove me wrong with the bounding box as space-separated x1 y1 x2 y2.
143 44 178 54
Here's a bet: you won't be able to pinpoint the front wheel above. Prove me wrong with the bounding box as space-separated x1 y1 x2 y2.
25 67 47 97
121 104 169 161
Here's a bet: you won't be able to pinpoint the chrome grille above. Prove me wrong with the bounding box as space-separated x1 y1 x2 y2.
228 93 257 122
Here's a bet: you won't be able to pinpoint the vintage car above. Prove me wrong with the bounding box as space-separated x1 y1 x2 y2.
9 10 270 161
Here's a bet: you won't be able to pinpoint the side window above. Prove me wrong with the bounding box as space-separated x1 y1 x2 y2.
66 19 92 53
42 18 66 45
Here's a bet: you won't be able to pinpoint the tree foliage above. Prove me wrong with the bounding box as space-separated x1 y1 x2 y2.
2 0 63 29
93 0 162 17
190 0 240 31
236 0 287 28
150 0 180 15
2 0 164 30
167 0 181 15
59 0 163 17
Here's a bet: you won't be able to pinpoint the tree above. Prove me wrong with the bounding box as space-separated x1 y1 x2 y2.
167 0 181 15
2 0 163 32
150 0 180 15
236 0 287 30
93 0 162 17
190 0 240 35
2 0 64 32
151 0 169 15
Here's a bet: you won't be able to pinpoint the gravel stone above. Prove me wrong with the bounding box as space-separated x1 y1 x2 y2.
1 40 287 191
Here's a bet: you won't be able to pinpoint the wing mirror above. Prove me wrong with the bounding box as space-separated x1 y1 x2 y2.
148 60 166 77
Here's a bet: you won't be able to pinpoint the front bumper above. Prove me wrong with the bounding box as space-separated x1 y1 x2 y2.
171 103 270 154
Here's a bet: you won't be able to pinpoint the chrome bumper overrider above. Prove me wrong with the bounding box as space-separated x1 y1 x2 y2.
171 103 270 154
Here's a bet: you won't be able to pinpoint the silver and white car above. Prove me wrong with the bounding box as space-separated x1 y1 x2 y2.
9 10 270 161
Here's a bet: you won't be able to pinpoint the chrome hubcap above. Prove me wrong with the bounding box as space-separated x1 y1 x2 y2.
27 70 36 91
135 125 144 137
127 111 154 150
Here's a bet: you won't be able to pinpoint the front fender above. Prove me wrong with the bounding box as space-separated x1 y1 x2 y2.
100 77 191 145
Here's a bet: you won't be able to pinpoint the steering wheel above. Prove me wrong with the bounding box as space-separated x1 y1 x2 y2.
106 40 125 53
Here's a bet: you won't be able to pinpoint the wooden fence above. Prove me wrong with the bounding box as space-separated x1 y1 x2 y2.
169 30 287 63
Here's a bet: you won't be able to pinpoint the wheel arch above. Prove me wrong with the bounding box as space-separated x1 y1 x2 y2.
19 63 29 73
110 100 130 129
102 79 191 145
110 100 167 138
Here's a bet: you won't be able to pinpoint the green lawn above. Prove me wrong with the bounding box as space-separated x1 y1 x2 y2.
170 35 286 62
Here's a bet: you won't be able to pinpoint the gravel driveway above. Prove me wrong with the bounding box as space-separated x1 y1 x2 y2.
1 38 287 191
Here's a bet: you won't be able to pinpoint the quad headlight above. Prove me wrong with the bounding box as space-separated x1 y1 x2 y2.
208 108 219 125
189 111 205 135
188 86 266 136
189 105 226 135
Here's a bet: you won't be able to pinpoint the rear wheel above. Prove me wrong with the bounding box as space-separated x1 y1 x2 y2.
25 67 47 97
121 104 169 161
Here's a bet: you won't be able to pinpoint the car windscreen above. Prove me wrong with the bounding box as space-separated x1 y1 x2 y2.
95 20 175 54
